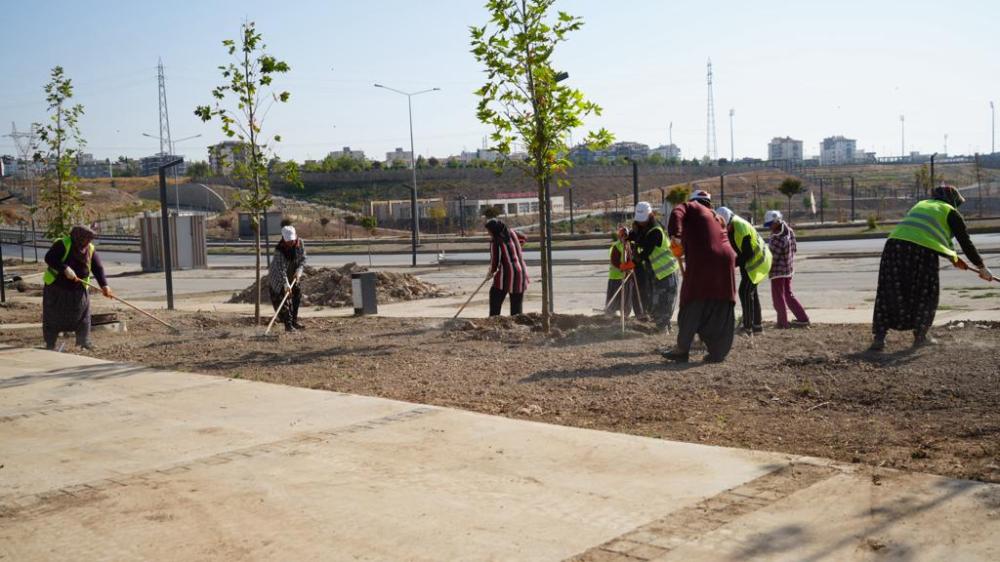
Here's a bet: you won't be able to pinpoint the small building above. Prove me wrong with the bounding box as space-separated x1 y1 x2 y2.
767 137 804 162
77 158 112 178
327 146 366 161
650 144 682 160
448 194 564 219
140 154 187 177
385 147 413 167
208 141 247 176
369 198 445 221
819 136 857 165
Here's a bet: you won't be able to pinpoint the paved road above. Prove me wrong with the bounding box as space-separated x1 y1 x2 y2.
6 234 1000 269
2 347 997 561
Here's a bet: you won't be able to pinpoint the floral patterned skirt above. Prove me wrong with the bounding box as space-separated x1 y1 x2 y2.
872 239 940 335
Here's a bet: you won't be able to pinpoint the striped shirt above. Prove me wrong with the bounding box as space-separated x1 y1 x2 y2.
490 230 529 294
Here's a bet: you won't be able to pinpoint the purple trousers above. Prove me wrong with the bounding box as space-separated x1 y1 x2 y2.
770 277 809 328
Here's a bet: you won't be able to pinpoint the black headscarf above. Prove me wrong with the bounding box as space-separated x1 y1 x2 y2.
932 185 965 208
485 218 510 242
69 225 96 249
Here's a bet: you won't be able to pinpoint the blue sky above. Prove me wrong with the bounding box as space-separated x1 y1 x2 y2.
1 0 998 163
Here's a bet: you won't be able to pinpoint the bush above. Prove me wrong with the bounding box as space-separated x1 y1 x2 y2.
866 214 879 230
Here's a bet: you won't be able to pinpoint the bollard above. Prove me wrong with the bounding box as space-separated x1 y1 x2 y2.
351 271 378 315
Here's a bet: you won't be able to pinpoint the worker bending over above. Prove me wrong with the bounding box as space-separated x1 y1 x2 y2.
268 225 307 332
663 191 737 363
717 207 771 335
629 201 680 331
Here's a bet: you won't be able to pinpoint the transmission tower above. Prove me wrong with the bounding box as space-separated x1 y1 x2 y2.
706 59 718 160
157 58 173 163
6 122 40 261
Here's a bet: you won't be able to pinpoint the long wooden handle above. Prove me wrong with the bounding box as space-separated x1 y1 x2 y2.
264 277 298 336
80 279 178 333
454 275 491 319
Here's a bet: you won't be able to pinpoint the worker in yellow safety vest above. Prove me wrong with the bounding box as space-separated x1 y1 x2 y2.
41 225 113 350
629 201 681 331
869 184 994 351
606 226 638 317
716 207 771 335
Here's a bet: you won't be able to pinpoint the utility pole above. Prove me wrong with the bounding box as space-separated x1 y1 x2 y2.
629 157 639 206
943 134 948 156
991 102 995 154
729 108 735 162
975 153 983 217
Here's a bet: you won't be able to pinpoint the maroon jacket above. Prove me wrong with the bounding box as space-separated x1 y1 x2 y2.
668 202 736 305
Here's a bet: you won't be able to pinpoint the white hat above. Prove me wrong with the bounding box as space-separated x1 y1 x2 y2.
689 190 711 202
634 201 653 222
281 225 297 241
716 206 734 225
763 210 782 227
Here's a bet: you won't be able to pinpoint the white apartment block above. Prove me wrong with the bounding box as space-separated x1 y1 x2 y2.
768 137 804 161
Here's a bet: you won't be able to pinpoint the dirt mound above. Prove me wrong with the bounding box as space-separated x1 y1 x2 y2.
229 263 449 308
451 313 658 345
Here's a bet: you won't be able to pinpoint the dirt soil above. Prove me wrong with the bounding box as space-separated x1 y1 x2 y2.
1 310 998 484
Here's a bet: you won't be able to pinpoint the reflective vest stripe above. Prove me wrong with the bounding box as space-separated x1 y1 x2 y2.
608 241 624 280
902 211 953 247
42 237 94 286
888 199 957 260
649 226 679 280
732 216 771 285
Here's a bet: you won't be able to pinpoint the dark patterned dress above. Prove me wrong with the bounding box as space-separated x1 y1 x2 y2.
872 239 940 336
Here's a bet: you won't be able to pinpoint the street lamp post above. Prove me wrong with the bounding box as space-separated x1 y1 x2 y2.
374 84 440 267
991 101 995 154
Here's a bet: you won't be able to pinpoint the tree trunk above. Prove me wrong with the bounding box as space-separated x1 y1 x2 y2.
536 176 550 331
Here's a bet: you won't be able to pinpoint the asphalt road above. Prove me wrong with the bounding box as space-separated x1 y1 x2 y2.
5 233 1000 268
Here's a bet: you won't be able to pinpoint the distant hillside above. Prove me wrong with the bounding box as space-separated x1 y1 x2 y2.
267 165 736 211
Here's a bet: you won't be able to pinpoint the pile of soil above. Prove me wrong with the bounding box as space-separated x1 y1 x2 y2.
452 313 659 344
229 263 449 308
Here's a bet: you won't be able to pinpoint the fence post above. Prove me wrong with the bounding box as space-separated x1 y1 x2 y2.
850 176 856 222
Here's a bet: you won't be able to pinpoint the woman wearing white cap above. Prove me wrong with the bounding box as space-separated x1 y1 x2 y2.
268 225 307 332
764 210 809 329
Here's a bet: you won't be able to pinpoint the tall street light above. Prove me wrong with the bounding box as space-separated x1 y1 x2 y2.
143 132 202 213
374 84 440 266
991 101 995 154
728 109 735 163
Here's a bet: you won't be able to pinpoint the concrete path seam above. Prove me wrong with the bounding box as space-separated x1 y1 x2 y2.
564 463 842 562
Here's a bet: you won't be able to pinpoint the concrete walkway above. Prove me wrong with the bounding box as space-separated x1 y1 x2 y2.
0 347 997 561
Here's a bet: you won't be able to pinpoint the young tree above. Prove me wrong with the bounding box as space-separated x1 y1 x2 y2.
195 21 301 323
778 177 804 219
666 184 692 205
187 161 211 178
481 205 501 219
471 0 612 328
35 66 85 238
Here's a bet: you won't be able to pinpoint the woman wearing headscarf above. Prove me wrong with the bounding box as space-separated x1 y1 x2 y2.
268 225 307 332
870 185 994 350
41 225 113 350
485 218 529 316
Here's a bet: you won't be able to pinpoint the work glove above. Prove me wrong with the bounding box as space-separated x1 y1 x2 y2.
284 280 292 294
101 286 114 299
979 265 995 282
64 267 78 282
486 270 495 280
953 257 969 270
